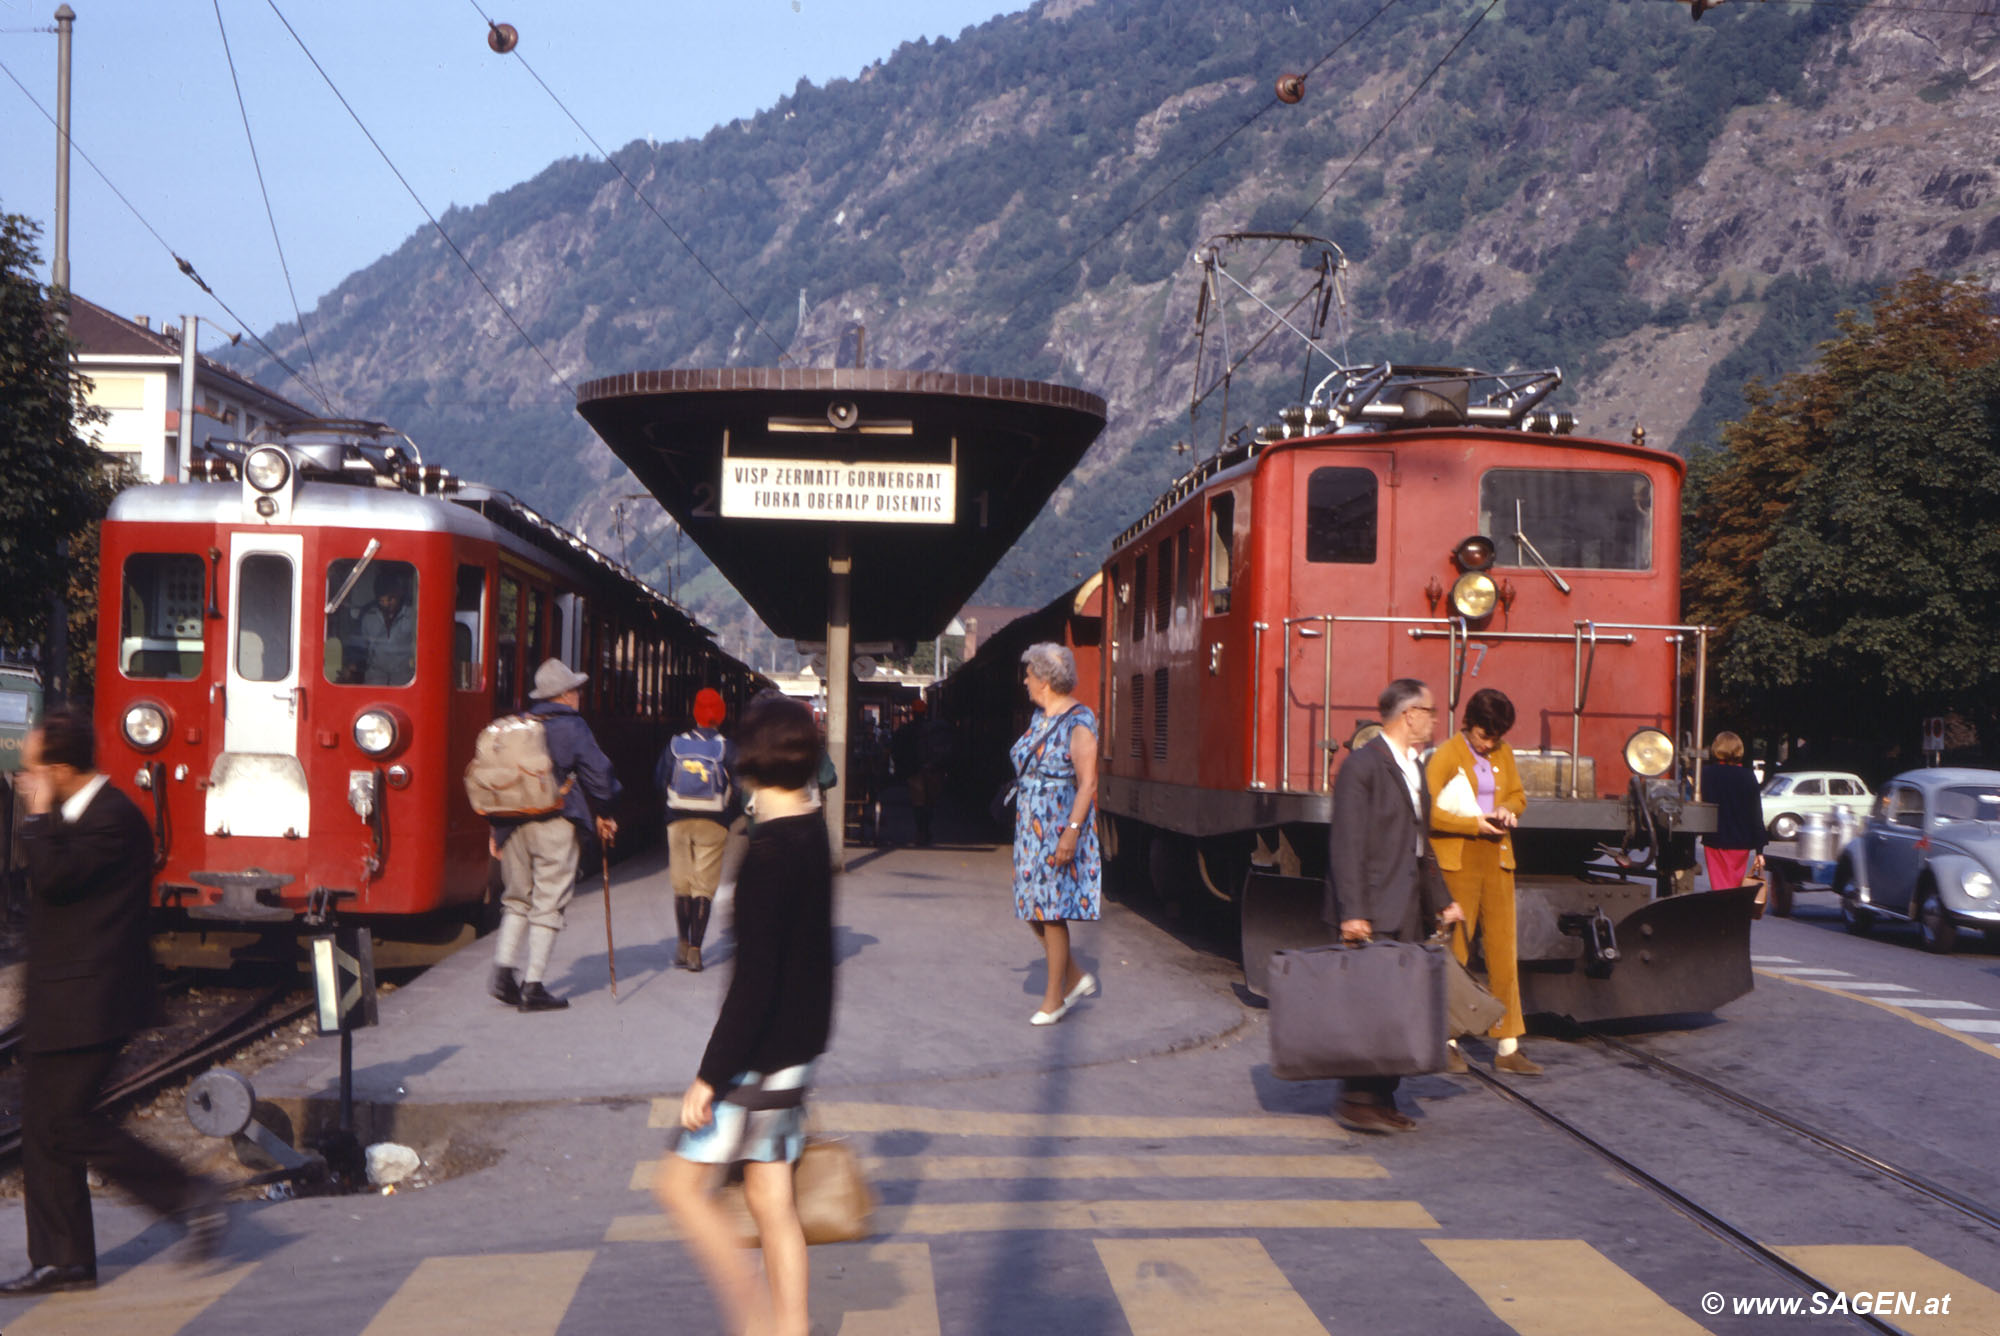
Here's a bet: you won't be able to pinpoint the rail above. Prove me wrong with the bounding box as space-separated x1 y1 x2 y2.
1250 616 1713 799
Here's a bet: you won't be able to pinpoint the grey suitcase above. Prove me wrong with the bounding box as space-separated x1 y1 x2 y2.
1268 940 1450 1080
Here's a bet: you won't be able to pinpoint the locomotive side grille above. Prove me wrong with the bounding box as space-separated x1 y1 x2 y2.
1129 675 1145 760
1152 667 1170 761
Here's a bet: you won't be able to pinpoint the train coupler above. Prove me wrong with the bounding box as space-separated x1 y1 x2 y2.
1559 910 1621 978
188 868 296 922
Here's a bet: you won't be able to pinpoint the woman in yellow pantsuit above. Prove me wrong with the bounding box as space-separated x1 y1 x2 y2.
1426 688 1541 1076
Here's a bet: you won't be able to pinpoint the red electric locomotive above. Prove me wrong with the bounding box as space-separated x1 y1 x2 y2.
94 420 764 968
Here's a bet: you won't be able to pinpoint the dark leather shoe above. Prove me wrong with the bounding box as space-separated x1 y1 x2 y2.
517 981 568 1012
1445 1045 1469 1075
1334 1102 1419 1135
1494 1049 1544 1076
682 943 703 973
490 966 521 1005
0 1264 97 1294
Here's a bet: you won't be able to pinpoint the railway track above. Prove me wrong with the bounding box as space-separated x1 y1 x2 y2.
1466 1034 2000 1336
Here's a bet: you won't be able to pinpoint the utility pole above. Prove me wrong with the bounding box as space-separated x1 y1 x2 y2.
47 4 76 706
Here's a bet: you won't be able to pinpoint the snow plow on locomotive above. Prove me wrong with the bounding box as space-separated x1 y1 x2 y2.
96 420 764 969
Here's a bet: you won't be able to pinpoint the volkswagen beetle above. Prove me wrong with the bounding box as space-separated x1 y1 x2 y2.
1834 768 2000 953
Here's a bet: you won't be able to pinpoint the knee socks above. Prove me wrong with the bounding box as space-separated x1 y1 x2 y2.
1496 1037 1519 1057
493 912 527 972
687 897 712 949
524 923 559 984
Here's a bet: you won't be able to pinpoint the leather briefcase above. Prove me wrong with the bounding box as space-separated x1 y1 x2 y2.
1430 930 1508 1038
1268 940 1450 1080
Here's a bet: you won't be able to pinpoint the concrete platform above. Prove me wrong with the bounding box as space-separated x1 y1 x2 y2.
251 830 1251 1118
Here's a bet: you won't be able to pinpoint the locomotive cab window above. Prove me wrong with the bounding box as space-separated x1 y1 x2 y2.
1207 493 1235 615
1481 469 1652 571
323 559 418 687
235 554 295 683
1305 467 1378 564
120 553 205 680
454 565 485 691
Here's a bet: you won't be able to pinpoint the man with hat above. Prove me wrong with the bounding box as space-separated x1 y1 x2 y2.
489 658 622 1012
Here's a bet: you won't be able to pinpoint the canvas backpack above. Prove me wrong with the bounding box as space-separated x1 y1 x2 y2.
666 730 732 813
464 713 573 819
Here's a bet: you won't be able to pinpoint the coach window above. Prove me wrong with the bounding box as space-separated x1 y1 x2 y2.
324 559 418 687
526 588 547 666
1207 493 1235 615
454 565 485 691
496 574 521 710
119 554 205 680
1481 469 1653 571
235 554 294 683
1305 467 1378 564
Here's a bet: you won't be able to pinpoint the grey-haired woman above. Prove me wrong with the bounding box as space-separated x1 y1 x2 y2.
1010 642 1101 1025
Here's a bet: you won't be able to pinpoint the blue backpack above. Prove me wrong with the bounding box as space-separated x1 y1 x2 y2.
665 731 731 813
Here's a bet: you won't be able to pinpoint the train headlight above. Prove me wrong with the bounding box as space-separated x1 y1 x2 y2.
1452 535 1496 572
244 446 292 494
1624 728 1675 778
122 702 168 752
1965 869 1995 900
1449 571 1498 619
353 709 398 756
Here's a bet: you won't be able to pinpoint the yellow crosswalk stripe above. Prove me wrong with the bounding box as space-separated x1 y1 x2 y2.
607 1198 1437 1242
1096 1237 1331 1335
627 1153 1388 1190
646 1099 1348 1139
810 1242 941 1336
359 1252 594 1335
1425 1239 1713 1335
1777 1245 2000 1332
1 1260 257 1336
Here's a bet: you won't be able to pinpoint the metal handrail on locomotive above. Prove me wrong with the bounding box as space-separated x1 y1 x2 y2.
96 420 765 969
948 233 1753 1025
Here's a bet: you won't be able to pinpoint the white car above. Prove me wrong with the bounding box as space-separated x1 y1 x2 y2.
1761 771 1873 841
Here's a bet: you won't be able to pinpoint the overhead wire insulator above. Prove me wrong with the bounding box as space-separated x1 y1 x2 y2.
1275 74 1305 104
486 21 518 54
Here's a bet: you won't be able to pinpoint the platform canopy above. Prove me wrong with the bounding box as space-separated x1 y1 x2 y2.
575 368 1107 642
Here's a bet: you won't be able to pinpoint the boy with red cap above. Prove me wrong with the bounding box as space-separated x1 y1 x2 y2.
656 688 740 970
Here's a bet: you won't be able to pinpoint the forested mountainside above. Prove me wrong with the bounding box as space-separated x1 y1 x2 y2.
233 0 2000 659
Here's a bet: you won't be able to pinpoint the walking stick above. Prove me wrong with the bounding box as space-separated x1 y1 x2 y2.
600 825 618 997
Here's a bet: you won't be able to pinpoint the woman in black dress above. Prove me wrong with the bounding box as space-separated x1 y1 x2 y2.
653 694 833 1336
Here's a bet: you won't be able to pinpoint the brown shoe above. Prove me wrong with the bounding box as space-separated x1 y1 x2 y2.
1334 1102 1419 1134
682 943 704 973
1494 1050 1543 1076
1445 1046 1468 1075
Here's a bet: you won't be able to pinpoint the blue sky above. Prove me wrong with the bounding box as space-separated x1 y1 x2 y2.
0 0 1025 354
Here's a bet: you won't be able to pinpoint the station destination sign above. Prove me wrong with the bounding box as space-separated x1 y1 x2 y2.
721 457 957 524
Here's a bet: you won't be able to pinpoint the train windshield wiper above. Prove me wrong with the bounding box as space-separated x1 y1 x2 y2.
1513 501 1571 595
325 538 382 615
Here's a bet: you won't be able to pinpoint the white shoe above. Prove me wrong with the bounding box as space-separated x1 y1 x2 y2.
1030 1000 1072 1026
1063 973 1099 1005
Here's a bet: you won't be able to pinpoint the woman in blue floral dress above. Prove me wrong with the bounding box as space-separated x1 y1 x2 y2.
1010 642 1102 1025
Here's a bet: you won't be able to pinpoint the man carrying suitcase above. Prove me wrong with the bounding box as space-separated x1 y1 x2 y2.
1324 678 1464 1134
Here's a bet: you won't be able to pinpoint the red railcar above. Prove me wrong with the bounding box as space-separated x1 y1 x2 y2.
1091 364 1751 1022
95 421 763 967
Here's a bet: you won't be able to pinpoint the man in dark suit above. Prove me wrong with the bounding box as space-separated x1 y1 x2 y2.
1324 679 1464 1134
2 710 223 1295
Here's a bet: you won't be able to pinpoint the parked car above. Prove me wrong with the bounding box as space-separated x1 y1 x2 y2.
1834 768 2000 953
1761 770 1873 840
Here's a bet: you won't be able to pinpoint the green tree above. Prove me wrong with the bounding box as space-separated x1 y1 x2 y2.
0 211 112 659
1684 272 2000 750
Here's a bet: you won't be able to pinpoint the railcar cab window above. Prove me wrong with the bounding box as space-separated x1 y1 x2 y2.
324 559 418 687
1208 493 1235 614
1305 467 1378 564
120 554 206 680
454 565 485 691
235 554 295 683
1480 469 1653 571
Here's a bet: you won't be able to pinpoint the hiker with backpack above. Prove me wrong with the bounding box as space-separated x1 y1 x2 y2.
655 688 740 973
481 658 622 1011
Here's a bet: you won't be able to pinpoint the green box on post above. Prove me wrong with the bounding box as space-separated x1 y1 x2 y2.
0 668 44 774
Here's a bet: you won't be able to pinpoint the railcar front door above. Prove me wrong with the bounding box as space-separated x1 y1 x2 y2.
207 532 311 838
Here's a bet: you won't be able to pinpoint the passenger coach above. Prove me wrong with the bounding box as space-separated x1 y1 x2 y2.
96 421 762 967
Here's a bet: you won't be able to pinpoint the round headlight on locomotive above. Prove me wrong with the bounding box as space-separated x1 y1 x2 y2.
243 446 292 494
1624 727 1675 778
122 702 168 751
353 709 399 756
1450 571 1498 619
1452 535 1496 572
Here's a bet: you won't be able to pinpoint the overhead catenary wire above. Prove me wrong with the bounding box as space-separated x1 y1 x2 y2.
464 0 794 367
0 54 333 412
212 0 339 416
259 0 576 398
